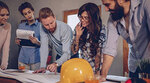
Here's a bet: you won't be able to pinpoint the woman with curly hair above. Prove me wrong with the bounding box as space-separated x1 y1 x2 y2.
71 2 107 80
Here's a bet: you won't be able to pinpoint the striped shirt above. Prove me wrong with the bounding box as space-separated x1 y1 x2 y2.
103 0 150 72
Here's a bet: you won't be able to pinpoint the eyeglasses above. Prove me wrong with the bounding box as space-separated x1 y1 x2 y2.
0 14 9 17
78 15 89 21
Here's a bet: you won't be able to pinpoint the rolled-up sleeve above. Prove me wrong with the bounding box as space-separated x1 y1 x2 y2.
103 17 119 57
40 26 49 68
55 25 73 66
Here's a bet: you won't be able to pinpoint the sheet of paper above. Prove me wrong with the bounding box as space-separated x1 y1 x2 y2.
0 69 60 83
106 75 129 82
16 29 35 39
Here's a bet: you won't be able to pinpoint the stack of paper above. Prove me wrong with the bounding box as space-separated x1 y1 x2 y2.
16 29 35 40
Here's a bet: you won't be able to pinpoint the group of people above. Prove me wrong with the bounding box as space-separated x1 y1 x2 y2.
0 0 150 82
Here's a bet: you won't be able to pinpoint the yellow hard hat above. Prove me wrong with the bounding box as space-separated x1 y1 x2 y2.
58 58 94 83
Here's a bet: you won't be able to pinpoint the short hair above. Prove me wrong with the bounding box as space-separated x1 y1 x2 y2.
0 1 10 14
18 2 34 16
39 7 54 21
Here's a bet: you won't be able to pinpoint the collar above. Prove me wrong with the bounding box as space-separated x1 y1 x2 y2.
119 18 126 28
130 0 141 12
112 17 126 28
0 22 7 27
0 24 4 26
25 19 38 26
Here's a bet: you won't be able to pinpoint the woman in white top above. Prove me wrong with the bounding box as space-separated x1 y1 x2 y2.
0 1 11 70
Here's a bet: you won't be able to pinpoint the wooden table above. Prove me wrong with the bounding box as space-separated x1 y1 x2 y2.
0 76 22 83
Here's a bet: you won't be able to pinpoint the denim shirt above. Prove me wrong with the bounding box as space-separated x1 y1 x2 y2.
18 20 41 64
103 0 150 72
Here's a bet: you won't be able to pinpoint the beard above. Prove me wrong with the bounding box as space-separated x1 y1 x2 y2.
49 27 56 33
110 2 124 21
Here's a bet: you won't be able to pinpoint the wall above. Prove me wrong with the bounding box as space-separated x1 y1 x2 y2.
1 0 123 76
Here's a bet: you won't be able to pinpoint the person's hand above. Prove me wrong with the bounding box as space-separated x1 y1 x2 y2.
33 67 46 73
99 75 106 82
75 22 85 39
0 65 7 70
29 36 40 45
15 38 21 45
47 63 58 73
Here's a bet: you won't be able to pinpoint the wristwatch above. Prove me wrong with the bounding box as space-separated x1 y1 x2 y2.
54 62 58 66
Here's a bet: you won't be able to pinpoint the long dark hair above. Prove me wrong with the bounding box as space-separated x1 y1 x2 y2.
78 2 102 57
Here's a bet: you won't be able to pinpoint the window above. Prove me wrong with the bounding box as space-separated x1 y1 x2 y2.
64 9 79 31
67 14 79 31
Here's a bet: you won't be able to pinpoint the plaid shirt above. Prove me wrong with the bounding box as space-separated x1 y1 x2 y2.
73 25 107 74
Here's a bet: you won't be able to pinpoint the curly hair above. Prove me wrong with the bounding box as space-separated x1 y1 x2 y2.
78 2 102 57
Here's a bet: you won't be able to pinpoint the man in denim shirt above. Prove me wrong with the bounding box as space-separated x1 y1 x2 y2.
100 0 150 80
